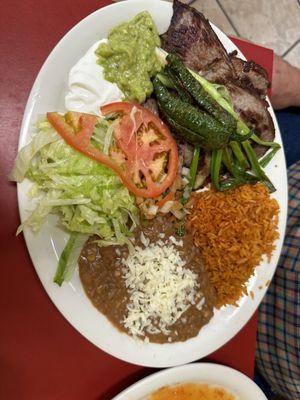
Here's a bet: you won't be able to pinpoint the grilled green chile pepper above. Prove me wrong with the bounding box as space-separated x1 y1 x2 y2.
159 110 207 147
165 66 193 104
167 54 236 131
153 77 232 150
167 54 252 142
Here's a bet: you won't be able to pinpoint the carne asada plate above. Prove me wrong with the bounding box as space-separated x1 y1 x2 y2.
14 0 287 367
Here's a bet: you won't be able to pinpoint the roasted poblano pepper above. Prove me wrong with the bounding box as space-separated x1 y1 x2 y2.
153 77 232 150
164 66 193 104
167 54 236 131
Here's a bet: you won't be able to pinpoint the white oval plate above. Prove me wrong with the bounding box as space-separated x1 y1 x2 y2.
17 0 287 367
113 363 268 399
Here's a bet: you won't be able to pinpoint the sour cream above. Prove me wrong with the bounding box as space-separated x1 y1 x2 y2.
65 39 123 115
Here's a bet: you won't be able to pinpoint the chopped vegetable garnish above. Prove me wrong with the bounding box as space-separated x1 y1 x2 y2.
175 223 185 237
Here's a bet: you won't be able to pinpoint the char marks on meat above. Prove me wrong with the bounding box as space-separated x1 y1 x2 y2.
161 0 275 154
230 52 270 97
199 58 234 85
161 0 235 74
199 54 270 98
226 82 275 157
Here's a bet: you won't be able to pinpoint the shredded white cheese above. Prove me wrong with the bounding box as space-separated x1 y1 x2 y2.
169 236 183 247
140 232 150 247
122 240 199 338
196 297 205 311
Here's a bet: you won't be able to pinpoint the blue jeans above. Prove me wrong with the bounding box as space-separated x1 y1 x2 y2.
276 107 300 168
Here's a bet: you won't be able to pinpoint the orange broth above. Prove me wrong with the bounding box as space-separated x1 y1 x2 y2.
148 383 236 400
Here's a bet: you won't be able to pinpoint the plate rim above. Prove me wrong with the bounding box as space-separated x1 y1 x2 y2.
16 0 288 368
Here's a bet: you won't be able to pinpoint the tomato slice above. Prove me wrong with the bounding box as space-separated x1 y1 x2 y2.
47 104 178 199
101 102 178 198
47 112 123 174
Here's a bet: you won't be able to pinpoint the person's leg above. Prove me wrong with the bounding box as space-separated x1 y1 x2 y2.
275 107 300 168
254 369 275 399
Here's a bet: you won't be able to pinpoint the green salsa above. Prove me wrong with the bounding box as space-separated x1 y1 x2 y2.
96 11 162 103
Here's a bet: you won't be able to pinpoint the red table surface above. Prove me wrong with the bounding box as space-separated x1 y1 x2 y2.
0 1 273 399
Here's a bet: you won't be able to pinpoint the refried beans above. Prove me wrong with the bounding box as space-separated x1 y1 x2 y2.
79 216 216 343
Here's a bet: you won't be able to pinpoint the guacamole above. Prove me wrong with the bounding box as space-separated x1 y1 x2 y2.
96 11 162 103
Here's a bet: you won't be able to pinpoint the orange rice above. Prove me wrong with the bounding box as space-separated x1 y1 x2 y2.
187 183 279 308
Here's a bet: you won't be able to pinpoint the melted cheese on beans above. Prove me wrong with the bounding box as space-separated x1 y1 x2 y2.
122 240 199 339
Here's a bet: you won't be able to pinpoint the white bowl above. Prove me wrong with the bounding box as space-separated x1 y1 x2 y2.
113 363 268 399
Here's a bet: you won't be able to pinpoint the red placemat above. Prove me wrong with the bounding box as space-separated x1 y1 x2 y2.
230 36 273 97
0 1 273 399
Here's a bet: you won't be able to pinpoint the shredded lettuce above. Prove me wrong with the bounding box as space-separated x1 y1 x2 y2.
9 122 59 182
11 120 138 284
103 119 118 155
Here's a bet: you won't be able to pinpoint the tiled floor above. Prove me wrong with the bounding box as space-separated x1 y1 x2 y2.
115 0 300 67
172 0 300 67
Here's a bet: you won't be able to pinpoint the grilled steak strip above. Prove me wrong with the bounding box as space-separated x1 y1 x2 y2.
230 52 270 97
199 55 270 98
161 0 235 75
225 82 275 157
199 58 234 85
